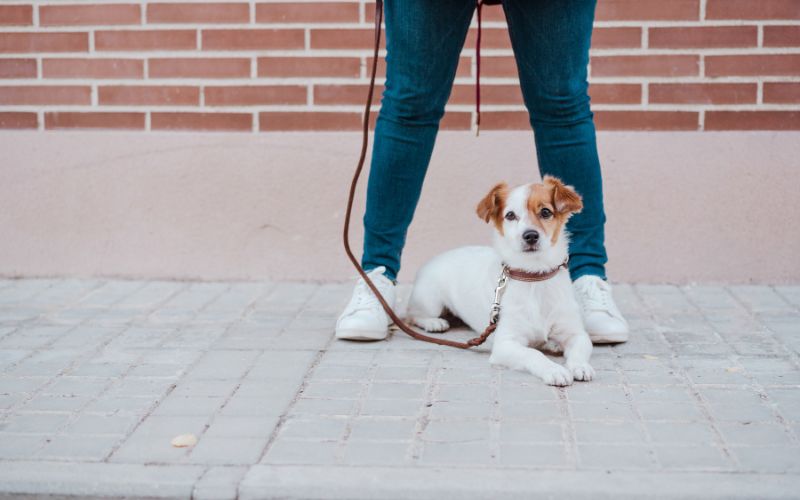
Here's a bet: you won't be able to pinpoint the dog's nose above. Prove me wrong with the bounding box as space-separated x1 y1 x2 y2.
523 230 539 245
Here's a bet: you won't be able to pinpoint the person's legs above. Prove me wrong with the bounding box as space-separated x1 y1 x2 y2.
503 0 628 342
361 0 475 281
502 0 606 282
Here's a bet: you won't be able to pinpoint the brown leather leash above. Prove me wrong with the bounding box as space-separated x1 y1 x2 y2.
341 0 565 349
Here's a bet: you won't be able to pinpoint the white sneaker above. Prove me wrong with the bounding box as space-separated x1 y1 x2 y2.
573 275 629 344
335 266 395 341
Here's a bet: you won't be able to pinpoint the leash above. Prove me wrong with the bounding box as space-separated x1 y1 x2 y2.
341 0 564 349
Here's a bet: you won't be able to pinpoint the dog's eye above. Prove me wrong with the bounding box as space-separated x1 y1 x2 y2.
504 211 517 221
540 208 553 219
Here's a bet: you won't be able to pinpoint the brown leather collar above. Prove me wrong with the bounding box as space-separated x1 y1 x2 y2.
503 258 568 282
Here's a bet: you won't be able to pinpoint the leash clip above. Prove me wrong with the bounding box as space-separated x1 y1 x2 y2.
489 267 509 324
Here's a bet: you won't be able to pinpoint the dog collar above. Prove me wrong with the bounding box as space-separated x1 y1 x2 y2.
502 258 569 283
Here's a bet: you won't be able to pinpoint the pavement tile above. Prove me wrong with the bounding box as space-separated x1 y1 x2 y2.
1 279 799 498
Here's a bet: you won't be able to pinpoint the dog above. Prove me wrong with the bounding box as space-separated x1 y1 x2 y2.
406 176 594 386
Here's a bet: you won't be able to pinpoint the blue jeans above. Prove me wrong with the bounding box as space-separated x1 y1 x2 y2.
363 0 607 282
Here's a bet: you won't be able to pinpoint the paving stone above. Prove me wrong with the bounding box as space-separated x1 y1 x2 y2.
279 416 347 441
732 446 800 473
192 465 249 500
261 439 339 465
499 422 563 443
1 278 799 498
0 434 48 459
654 445 732 470
342 441 412 465
1 413 72 434
429 400 493 419
360 398 423 417
65 414 139 436
578 444 655 469
349 418 417 441
188 436 268 465
645 421 716 444
574 421 646 443
37 434 122 461
203 416 278 439
498 443 569 467
152 396 227 416
419 441 493 465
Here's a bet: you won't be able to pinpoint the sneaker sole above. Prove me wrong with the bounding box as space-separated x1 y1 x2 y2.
589 332 629 344
335 328 388 341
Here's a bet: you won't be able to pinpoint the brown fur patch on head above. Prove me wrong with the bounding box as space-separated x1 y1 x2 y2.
476 182 508 234
528 177 583 244
543 175 583 216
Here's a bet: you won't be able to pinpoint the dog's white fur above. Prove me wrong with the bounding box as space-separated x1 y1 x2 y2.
407 179 594 386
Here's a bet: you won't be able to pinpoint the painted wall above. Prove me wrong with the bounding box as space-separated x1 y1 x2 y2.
2 131 798 283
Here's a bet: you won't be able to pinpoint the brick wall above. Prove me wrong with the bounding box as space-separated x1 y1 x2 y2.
0 0 798 132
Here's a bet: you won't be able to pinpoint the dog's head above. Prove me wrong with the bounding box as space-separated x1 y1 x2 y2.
476 176 583 269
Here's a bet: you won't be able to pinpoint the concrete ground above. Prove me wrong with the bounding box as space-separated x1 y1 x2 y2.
0 278 798 499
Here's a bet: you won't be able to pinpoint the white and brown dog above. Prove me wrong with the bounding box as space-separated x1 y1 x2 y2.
407 176 594 386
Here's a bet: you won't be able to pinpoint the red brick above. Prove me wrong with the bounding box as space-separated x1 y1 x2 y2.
45 112 145 130
706 111 800 130
256 3 359 23
0 33 88 53
152 112 253 131
206 85 307 106
438 112 472 130
149 58 250 78
96 30 196 51
595 111 699 130
478 111 529 130
203 29 304 50
451 84 523 105
764 82 800 103
0 111 37 129
43 58 144 79
591 55 699 77
649 26 757 48
314 84 382 105
310 29 386 50
0 85 91 105
595 0 699 20
147 3 249 23
464 29 513 50
260 111 361 131
706 55 800 77
591 27 642 49
649 83 756 104
98 85 200 106
258 57 360 78
480 56 518 78
706 0 800 20
0 58 36 78
40 4 141 26
481 5 506 22
0 5 33 26
590 83 642 104
764 26 800 46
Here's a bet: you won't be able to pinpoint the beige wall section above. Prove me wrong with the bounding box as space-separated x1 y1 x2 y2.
1 131 798 284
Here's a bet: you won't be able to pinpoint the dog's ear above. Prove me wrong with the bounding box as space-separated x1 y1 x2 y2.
543 175 583 216
476 182 508 224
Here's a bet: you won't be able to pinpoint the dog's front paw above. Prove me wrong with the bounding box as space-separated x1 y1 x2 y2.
540 364 574 386
568 362 595 382
413 317 450 333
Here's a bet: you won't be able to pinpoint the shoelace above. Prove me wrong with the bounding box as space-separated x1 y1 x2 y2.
579 279 614 313
351 278 385 311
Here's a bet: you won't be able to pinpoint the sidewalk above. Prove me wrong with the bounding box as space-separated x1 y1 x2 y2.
0 278 798 499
